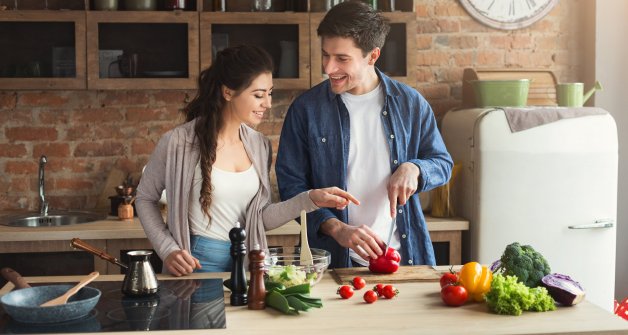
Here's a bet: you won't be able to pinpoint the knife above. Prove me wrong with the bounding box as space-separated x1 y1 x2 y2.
384 206 399 251
0 267 31 290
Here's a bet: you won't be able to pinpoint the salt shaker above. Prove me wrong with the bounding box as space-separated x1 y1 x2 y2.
229 222 248 306
247 246 266 310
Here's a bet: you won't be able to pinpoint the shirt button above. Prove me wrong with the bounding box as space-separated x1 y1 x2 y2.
408 260 414 265
401 234 406 239
390 134 395 139
383 111 388 116
393 159 398 164
321 138 326 143
398 209 403 214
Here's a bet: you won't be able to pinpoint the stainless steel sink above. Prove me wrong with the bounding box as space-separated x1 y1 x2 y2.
0 211 107 227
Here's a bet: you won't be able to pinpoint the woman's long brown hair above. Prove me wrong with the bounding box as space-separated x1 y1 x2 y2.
183 45 274 220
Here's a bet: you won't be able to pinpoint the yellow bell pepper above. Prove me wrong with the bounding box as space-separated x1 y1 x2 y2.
458 261 493 302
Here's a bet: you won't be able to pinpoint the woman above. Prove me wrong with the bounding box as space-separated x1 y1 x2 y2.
136 45 358 276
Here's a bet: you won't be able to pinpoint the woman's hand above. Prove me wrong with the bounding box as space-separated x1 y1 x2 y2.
164 249 202 277
309 187 360 210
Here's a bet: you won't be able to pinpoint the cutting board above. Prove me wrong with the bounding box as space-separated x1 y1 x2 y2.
331 266 442 285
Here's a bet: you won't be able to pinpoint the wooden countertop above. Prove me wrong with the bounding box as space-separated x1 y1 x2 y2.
1 272 626 335
0 215 468 242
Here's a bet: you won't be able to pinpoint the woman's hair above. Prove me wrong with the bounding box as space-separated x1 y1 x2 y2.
317 1 390 56
183 45 274 219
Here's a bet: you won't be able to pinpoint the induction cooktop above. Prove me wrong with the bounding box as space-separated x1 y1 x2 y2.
0 278 226 334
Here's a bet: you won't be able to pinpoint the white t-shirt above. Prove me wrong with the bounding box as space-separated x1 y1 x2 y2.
341 84 400 266
188 161 259 241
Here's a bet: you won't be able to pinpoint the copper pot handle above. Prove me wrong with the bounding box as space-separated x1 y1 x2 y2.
71 238 128 269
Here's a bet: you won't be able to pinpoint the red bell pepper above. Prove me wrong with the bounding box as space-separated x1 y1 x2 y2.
615 298 628 320
368 247 401 274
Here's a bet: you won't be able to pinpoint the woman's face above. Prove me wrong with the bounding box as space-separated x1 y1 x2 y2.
225 72 273 127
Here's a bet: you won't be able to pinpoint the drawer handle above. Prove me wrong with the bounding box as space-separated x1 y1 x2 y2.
568 219 615 229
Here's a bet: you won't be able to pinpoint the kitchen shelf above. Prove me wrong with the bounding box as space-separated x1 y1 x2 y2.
86 10 199 89
0 10 86 90
200 12 310 90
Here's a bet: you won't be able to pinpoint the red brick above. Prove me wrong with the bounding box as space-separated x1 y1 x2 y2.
76 108 122 123
126 107 172 122
416 51 450 66
437 19 460 33
5 161 37 174
8 177 31 193
5 127 58 141
39 109 71 125
48 196 87 210
74 141 125 157
453 51 474 67
436 68 464 83
460 18 491 33
488 36 509 49
33 143 70 158
415 67 434 83
477 51 504 66
115 157 144 176
0 144 27 158
0 108 32 125
448 36 478 49
153 91 189 106
100 91 150 106
417 84 450 100
56 178 94 191
417 20 438 34
416 35 432 50
0 92 17 109
48 159 97 174
434 4 465 16
132 139 156 155
511 35 533 49
65 124 94 141
93 124 126 140
19 92 69 107
536 36 559 50
415 4 428 17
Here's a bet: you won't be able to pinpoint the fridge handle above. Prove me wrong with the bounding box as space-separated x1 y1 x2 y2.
568 219 615 229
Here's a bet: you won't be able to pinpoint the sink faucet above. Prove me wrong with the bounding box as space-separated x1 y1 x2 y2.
39 155 48 216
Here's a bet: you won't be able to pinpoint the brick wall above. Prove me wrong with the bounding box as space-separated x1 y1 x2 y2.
0 0 588 211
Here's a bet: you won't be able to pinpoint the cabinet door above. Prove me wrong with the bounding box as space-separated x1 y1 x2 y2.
0 11 86 90
310 11 416 88
86 11 199 90
200 12 310 90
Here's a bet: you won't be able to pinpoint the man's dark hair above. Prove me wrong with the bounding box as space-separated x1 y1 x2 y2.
317 1 391 56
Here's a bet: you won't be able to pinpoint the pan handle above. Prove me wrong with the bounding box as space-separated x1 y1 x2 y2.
0 267 31 289
71 238 128 269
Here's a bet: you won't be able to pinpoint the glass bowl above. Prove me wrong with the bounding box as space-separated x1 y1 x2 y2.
263 247 331 287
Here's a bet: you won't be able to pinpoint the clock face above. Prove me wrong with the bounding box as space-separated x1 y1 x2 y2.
460 0 559 30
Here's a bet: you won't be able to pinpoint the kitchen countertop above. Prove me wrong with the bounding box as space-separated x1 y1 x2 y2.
0 215 469 242
1 272 626 335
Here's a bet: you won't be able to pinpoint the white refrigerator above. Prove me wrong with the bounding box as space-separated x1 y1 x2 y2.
441 108 617 312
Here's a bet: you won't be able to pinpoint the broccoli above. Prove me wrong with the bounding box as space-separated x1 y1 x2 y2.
494 242 551 288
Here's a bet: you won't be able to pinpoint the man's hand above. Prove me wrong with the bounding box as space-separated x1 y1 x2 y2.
164 249 202 277
321 218 384 260
309 187 360 210
388 162 420 217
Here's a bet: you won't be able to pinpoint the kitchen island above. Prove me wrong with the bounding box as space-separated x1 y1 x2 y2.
1 272 626 335
0 215 469 274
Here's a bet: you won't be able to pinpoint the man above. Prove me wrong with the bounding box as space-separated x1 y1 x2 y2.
276 1 452 269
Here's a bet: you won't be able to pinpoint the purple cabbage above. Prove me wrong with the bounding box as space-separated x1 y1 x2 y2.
540 273 586 306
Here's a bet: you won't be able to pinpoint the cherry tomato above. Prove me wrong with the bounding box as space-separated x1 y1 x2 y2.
363 290 378 304
441 285 468 307
373 283 385 296
352 276 366 290
440 272 459 288
382 284 399 299
337 285 354 299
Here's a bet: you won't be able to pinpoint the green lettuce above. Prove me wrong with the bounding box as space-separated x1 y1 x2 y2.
485 273 556 316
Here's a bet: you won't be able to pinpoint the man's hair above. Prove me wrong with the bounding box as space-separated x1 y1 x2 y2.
317 1 391 56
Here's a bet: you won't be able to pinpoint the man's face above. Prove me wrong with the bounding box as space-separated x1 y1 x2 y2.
321 36 376 95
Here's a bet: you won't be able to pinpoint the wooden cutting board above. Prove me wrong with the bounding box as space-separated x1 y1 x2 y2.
331 266 442 285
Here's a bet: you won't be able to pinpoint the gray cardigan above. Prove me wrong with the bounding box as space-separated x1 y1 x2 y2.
136 119 317 271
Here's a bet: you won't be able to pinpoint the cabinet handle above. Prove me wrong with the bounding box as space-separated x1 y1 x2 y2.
568 219 615 229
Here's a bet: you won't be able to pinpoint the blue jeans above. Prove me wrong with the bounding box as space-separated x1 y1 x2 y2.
190 235 232 272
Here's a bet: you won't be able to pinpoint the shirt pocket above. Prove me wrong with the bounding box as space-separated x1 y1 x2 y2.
307 134 340 169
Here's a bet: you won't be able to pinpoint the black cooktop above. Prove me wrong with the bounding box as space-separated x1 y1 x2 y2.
0 278 226 333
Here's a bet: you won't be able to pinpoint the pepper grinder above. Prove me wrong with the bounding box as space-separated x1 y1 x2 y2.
247 246 266 310
229 222 248 306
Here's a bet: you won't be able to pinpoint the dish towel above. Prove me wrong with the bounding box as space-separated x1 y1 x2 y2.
502 107 608 133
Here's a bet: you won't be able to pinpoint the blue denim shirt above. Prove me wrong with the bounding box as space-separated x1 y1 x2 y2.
276 69 453 268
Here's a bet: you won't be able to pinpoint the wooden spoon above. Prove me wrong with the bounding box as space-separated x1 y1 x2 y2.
40 271 100 307
299 210 314 266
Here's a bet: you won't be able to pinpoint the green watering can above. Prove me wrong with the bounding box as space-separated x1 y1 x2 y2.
556 81 603 107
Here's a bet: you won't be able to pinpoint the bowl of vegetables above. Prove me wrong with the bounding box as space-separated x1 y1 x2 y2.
263 247 331 287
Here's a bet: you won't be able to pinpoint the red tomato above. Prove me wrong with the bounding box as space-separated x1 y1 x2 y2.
363 290 378 304
352 276 366 290
441 285 468 307
337 285 354 299
440 272 459 288
382 285 399 299
373 283 385 296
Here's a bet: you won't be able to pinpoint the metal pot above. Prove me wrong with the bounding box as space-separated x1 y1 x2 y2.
70 238 159 297
124 0 156 10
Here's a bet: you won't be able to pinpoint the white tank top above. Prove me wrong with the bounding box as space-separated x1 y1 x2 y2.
341 84 401 266
188 161 260 241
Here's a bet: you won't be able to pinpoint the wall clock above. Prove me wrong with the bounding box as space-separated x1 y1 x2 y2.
459 0 559 30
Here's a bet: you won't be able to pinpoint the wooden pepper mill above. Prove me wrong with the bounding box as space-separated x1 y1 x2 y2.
118 196 134 220
247 246 266 310
229 222 248 306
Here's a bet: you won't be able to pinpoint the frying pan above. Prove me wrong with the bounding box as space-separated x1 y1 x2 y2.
0 269 101 324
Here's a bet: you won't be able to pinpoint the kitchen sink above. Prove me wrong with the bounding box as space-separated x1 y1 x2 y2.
0 211 107 227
